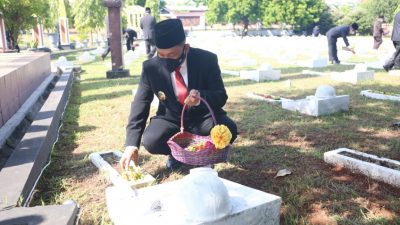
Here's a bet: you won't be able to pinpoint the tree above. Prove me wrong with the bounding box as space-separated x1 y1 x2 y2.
206 0 260 30
145 0 160 21
206 0 229 25
72 0 106 36
125 0 146 7
0 0 48 50
262 0 325 29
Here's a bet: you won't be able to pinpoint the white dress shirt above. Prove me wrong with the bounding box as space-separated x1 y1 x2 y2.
170 58 188 97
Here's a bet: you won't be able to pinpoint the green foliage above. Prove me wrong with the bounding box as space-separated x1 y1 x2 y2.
330 0 400 35
72 0 106 33
262 0 325 28
205 0 324 29
125 0 146 7
0 0 48 48
206 0 259 26
206 0 229 25
145 0 160 21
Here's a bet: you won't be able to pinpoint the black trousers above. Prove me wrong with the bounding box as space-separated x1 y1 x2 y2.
384 41 400 70
373 36 383 49
327 36 339 62
144 39 156 58
142 115 238 155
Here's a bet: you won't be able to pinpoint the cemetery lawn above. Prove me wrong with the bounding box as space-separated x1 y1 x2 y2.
32 51 400 224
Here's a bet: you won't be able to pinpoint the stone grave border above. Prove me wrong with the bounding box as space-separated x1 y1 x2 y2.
360 90 400 102
246 93 287 104
0 68 74 209
324 148 400 188
89 150 156 189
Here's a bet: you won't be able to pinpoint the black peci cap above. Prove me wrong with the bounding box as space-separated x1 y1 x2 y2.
155 19 185 49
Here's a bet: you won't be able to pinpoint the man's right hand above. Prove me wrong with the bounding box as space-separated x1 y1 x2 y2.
120 146 139 170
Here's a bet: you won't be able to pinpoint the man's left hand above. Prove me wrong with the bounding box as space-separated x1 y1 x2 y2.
184 89 200 107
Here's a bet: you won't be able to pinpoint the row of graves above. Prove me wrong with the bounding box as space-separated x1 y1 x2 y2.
239 59 400 191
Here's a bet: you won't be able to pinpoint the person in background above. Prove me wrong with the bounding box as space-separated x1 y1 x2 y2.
383 11 400 72
373 15 385 50
312 25 320 37
140 7 156 59
120 19 237 171
124 28 137 51
326 23 358 64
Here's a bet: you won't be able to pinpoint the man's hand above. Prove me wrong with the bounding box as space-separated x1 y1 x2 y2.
120 146 139 170
184 89 200 107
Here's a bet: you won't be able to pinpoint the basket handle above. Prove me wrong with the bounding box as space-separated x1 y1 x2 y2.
180 96 217 133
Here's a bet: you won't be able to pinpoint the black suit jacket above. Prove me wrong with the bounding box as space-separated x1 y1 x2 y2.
125 48 228 147
392 12 400 42
327 25 350 46
140 13 156 40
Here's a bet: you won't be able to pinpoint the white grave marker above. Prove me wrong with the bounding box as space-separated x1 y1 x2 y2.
106 167 281 225
331 64 374 84
282 85 349 116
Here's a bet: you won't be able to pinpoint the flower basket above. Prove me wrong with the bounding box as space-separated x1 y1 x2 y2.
167 97 232 166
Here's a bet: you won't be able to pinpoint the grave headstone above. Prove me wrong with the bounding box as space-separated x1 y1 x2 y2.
32 22 45 48
331 64 374 84
0 13 7 53
240 64 280 82
59 17 70 47
104 0 129 79
282 85 349 116
77 52 95 63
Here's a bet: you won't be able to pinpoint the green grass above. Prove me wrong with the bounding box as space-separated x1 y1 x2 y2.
31 48 400 225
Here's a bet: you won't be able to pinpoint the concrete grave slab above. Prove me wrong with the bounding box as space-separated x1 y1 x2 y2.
331 64 374 84
0 70 73 209
106 174 281 225
240 69 280 82
0 201 79 225
324 148 400 188
0 74 54 148
221 70 240 76
89 151 155 189
331 71 374 84
360 90 400 102
298 58 328 68
282 95 349 116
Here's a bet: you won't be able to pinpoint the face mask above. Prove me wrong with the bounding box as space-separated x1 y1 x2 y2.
158 46 186 72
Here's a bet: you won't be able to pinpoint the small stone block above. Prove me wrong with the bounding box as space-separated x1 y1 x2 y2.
331 70 374 84
240 69 280 82
106 69 130 79
324 148 400 188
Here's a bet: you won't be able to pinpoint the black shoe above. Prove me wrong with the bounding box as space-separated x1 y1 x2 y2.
331 60 340 65
383 64 391 72
166 155 182 170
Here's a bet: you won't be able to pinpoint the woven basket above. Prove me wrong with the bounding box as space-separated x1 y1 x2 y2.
167 97 232 166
